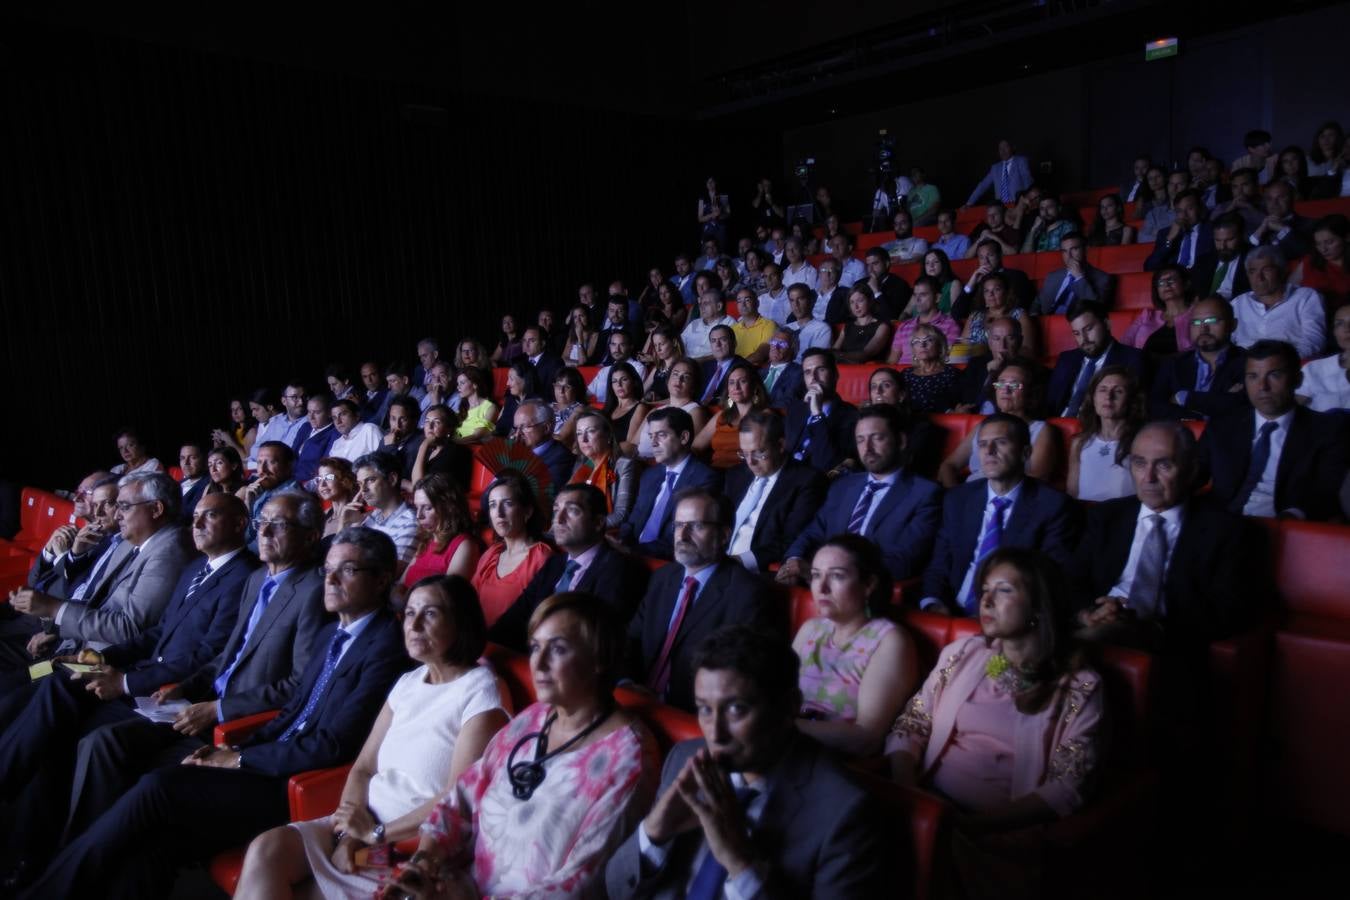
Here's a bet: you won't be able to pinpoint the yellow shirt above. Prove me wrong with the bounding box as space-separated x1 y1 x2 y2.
732 316 775 359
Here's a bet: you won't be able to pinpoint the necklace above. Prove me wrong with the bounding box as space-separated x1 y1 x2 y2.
506 706 612 801
985 653 1036 694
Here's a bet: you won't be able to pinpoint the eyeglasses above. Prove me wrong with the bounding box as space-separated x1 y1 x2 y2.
1190 316 1222 326
910 337 935 347
115 500 156 513
320 563 380 580
992 381 1025 391
1157 276 1181 286
735 449 772 462
252 518 301 533
768 339 791 349
510 422 547 435
315 473 338 483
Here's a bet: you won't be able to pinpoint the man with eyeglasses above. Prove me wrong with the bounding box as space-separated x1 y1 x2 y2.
237 441 301 551
623 488 781 713
59 489 327 850
1150 297 1249 420
488 484 651 652
778 404 942 585
723 412 826 573
622 407 721 560
30 526 408 900
511 400 575 493
0 493 259 889
8 472 195 674
761 329 804 408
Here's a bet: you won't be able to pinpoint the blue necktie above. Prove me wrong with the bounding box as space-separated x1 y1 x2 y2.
1178 229 1194 267
1230 421 1279 513
214 574 281 697
1064 359 1095 417
964 497 1012 614
278 629 351 742
687 786 759 900
702 362 728 403
1053 274 1077 313
554 559 581 592
847 480 884 535
793 413 824 461
997 162 1010 202
639 470 679 545
184 562 211 600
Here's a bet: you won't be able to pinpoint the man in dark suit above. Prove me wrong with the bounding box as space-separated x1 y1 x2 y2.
621 407 722 559
1249 180 1314 260
952 238 1034 320
1190 215 1252 300
761 328 804 408
920 414 1079 615
784 349 859 475
62 489 328 839
511 400 575 493
1145 189 1214 272
861 247 911 321
1073 422 1264 652
606 625 888 898
489 483 651 651
514 326 563 389
1033 231 1117 315
176 444 209 524
1200 340 1350 522
725 411 827 573
814 256 851 326
22 527 409 900
779 405 942 584
1046 299 1147 417
1150 297 1249 419
956 317 1026 413
356 360 390 426
624 489 781 713
699 325 748 404
0 493 258 887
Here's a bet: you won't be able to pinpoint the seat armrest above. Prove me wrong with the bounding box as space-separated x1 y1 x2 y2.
213 709 281 746
289 764 355 821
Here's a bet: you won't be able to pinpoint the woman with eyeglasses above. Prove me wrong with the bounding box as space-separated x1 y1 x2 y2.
901 323 962 413
568 411 638 530
1066 366 1145 501
937 359 1058 487
234 575 508 899
411 405 472 493
1121 264 1195 356
315 457 359 539
381 592 657 900
402 474 480 592
693 361 771 468
889 276 961 365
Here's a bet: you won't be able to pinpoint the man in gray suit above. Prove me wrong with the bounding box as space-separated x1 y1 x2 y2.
1033 231 1117 316
62 489 328 839
10 472 195 660
606 626 888 899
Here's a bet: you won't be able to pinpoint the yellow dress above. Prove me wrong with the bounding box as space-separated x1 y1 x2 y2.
456 400 498 438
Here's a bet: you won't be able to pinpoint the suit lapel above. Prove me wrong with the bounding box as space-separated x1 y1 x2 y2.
954 485 988 574
1274 409 1309 507
864 473 911 538
233 568 305 669
88 540 141 608
673 563 731 650
1003 479 1038 538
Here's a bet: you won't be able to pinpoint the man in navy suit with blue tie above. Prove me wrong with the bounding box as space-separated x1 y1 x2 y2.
0 493 258 890
778 405 943 584
21 527 410 900
621 407 722 559
1046 300 1147 418
919 414 1079 616
965 138 1034 207
1145 189 1213 272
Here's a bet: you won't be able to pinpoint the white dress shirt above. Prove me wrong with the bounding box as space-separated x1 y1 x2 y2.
1107 503 1185 615
759 289 792 328
786 318 832 362
838 257 866 288
729 468 782 570
1232 285 1328 360
782 262 818 292
682 315 737 359
1244 408 1295 517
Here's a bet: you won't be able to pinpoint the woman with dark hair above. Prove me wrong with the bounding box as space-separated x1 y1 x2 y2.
203 446 245 498
1134 165 1169 221
602 362 649 457
697 175 730 245
569 410 639 530
1298 301 1350 413
938 359 1057 486
385 592 657 899
920 248 962 315
1088 193 1136 246
235 575 508 898
402 473 479 589
494 359 542 438
1277 145 1311 198
471 472 551 626
452 366 497 444
637 358 708 459
834 283 893 364
1308 121 1346 177
692 361 770 468
793 535 917 757
411 405 472 491
1122 264 1195 355
713 256 743 295
315 457 359 539
963 273 1036 357
1296 214 1350 312
886 548 1104 894
741 246 768 295
639 325 684 403
865 368 944 479
489 314 522 368
637 267 666 311
1066 366 1146 501
562 305 600 368
212 397 258 460
551 366 588 447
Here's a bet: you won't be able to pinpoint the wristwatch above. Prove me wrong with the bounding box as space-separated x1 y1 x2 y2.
372 821 386 844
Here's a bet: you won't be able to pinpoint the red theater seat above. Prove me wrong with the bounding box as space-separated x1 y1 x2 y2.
1039 312 1134 362
465 460 495 509
950 257 980 281
1089 243 1152 274
484 642 536 711
1115 271 1154 310
929 413 980 461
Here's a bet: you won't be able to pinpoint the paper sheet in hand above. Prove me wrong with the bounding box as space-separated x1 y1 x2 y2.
134 696 189 724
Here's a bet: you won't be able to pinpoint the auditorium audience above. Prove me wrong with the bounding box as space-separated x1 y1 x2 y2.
1140 170 1190 243
624 488 780 712
785 349 859 473
403 474 480 593
348 453 418 574
517 325 564 388
795 535 917 756
639 359 709 460
328 398 383 464
1146 188 1212 272
963 273 1037 357
379 396 423 488
757 261 790 326
1034 231 1117 316
109 427 163 476
238 441 301 549
762 328 805 408
489 313 521 367
550 366 588 447
295 394 340 484
921 247 963 314
1232 246 1327 358
639 324 684 403
450 366 497 443
882 209 929 263
1122 264 1197 355
939 360 1058 486
862 246 911 320
623 407 721 559
1021 193 1077 253
698 324 746 404
966 139 1033 206
493 359 541 439
1066 366 1146 501
1251 180 1314 260
682 290 737 360
955 238 1034 320
214 396 259 462
1047 300 1146 417
1308 121 1346 178
569 410 638 529
933 210 971 261
967 203 1020 256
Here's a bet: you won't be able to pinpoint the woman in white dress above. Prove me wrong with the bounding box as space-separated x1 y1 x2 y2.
1066 366 1145 501
1297 302 1350 412
234 575 509 899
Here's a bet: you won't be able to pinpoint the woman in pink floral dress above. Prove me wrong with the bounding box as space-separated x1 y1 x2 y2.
793 535 918 758
383 592 658 899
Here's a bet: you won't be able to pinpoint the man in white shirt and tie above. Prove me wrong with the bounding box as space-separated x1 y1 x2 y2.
725 412 826 572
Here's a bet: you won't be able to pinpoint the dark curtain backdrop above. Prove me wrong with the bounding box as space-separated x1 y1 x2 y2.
0 20 694 489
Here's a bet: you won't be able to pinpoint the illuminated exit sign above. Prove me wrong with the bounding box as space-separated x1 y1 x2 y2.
1146 37 1179 61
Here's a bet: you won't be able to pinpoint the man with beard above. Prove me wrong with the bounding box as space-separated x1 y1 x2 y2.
1150 297 1249 420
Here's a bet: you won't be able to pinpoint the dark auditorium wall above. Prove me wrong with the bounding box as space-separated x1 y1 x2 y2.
0 20 694 489
782 4 1350 216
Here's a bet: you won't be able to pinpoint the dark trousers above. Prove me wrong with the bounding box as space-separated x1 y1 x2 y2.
21 764 289 900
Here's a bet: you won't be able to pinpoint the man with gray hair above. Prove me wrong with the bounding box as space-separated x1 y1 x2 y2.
8 472 195 668
1231 245 1327 359
511 399 575 493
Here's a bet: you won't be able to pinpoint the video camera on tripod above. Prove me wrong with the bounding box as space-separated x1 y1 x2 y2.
866 129 905 233
786 156 817 226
